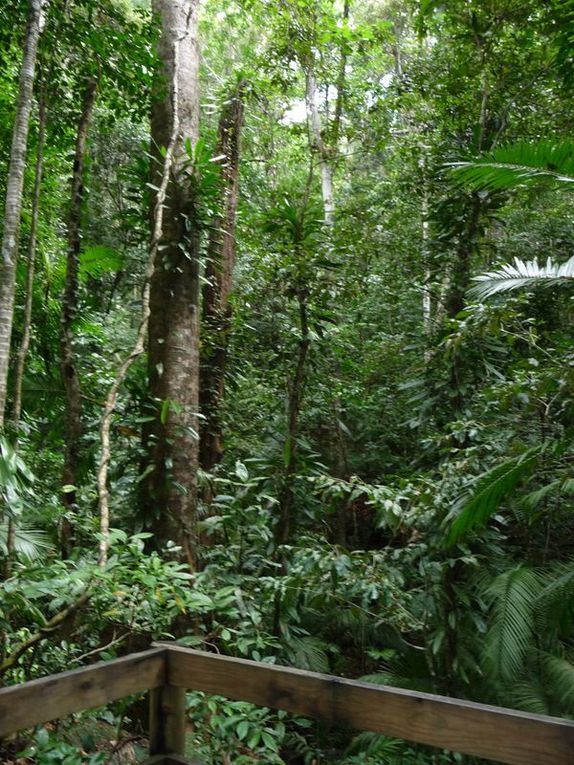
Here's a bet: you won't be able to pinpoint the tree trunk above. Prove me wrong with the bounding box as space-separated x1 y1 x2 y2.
97 53 181 567
420 156 432 338
444 193 482 320
0 0 45 429
60 79 97 522
276 287 309 546
12 90 47 428
443 50 489 322
199 78 246 475
4 90 47 578
305 69 334 227
142 0 200 571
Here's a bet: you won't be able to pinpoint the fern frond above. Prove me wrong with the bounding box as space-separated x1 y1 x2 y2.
484 566 541 684
447 447 542 545
449 139 574 190
542 653 574 714
470 256 574 299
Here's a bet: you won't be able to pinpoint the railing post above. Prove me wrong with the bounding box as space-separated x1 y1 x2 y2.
149 683 187 758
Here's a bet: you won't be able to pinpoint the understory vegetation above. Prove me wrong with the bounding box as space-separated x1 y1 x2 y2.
2 0 574 763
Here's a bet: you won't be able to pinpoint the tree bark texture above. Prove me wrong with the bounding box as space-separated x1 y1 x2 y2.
143 0 200 570
0 0 45 428
60 79 97 515
199 78 246 474
276 287 309 546
12 91 46 428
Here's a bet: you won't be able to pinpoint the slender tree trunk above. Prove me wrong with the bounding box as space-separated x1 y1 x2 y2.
422 205 431 333
0 0 45 429
332 394 350 547
444 48 489 322
420 154 432 337
444 193 482 320
305 70 334 227
332 0 350 151
276 287 309 546
60 79 97 524
4 91 47 577
12 91 47 428
199 78 246 476
142 0 200 570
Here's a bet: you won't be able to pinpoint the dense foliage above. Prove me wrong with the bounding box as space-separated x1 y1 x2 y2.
2 0 574 763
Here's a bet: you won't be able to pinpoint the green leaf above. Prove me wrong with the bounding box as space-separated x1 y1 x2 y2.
261 730 277 750
160 399 170 425
187 592 215 610
247 730 261 749
447 447 542 545
236 719 249 740
235 460 249 482
79 246 123 280
484 566 541 683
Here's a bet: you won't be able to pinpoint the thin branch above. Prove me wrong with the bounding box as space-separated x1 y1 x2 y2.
72 630 130 664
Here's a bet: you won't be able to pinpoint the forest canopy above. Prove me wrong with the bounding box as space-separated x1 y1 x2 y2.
1 0 574 763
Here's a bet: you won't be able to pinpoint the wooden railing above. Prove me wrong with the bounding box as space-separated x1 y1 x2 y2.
1 643 573 765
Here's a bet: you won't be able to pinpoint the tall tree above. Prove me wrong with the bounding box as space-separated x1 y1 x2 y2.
0 0 46 428
143 0 200 569
199 77 246 475
60 77 97 516
11 89 46 429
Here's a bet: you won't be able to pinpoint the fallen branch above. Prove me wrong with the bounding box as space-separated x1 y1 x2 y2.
0 588 91 678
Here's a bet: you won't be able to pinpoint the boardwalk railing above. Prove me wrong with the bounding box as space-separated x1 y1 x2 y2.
1 643 573 765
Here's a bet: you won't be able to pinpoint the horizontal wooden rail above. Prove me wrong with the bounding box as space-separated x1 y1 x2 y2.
0 647 165 737
2 643 574 765
164 645 574 765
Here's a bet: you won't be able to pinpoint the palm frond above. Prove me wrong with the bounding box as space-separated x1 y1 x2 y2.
538 561 574 634
506 679 551 716
484 566 541 684
542 653 574 714
283 635 330 673
346 731 402 758
361 645 435 693
471 256 574 299
449 139 574 191
520 479 563 514
447 447 542 545
0 521 54 560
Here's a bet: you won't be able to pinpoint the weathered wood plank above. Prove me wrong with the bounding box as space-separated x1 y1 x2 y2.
149 684 187 756
0 647 166 737
164 645 574 765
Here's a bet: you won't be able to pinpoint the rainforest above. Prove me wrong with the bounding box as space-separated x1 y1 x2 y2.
1 0 574 763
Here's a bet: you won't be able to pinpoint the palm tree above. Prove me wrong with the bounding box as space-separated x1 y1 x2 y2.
471 256 574 299
450 139 574 190
449 139 574 298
